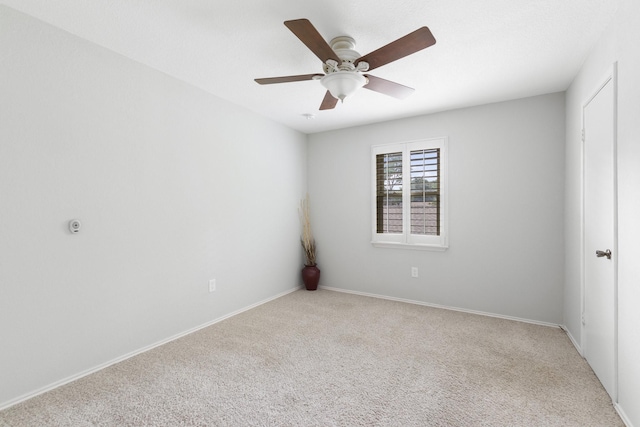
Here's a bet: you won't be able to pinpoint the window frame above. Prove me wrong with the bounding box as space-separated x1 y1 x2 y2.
371 137 449 251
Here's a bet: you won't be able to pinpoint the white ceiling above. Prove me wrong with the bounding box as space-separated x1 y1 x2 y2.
2 0 619 134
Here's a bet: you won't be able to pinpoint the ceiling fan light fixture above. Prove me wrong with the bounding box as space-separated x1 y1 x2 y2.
255 20 435 110
320 71 367 102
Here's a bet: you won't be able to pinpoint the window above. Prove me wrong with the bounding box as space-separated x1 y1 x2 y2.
371 138 448 250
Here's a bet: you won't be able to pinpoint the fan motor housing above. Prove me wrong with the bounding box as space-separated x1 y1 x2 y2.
324 36 364 72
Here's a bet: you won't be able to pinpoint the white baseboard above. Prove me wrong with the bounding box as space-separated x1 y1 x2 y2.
561 327 632 427
0 286 302 411
616 403 634 427
559 324 583 356
320 286 560 328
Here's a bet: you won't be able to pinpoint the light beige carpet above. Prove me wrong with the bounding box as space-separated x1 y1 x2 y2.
0 289 623 426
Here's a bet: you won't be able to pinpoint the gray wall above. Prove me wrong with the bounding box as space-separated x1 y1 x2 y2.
0 7 307 407
564 0 640 423
308 93 566 324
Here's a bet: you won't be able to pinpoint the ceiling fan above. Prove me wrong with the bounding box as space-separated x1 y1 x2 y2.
255 19 436 110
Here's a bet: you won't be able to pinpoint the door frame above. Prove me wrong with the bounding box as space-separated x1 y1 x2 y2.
580 62 618 402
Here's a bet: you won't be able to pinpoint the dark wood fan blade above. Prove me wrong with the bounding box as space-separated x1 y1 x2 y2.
284 19 339 64
356 27 436 71
363 75 414 99
319 91 338 110
255 74 323 85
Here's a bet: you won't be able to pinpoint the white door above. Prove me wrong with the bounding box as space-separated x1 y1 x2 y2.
583 72 616 401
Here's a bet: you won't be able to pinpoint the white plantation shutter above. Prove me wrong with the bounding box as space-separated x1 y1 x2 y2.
372 138 448 250
410 148 440 236
376 152 403 234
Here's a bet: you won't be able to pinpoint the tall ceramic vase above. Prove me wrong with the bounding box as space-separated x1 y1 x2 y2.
302 264 320 291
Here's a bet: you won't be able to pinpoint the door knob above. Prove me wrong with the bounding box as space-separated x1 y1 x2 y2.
595 249 612 260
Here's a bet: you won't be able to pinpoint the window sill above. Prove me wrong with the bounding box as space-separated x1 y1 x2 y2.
371 241 449 252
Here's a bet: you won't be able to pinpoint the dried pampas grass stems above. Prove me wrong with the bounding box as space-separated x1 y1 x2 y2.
299 195 316 266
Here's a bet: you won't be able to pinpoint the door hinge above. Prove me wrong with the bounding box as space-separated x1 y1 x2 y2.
581 129 585 142
581 313 586 325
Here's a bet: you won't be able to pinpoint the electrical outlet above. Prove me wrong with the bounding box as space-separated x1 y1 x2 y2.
209 279 216 293
411 267 418 278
